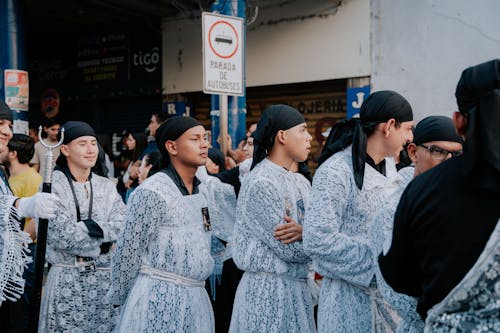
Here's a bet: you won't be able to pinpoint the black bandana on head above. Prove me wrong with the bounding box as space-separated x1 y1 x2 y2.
251 104 305 169
156 116 202 167
60 121 96 144
413 116 463 146
56 121 96 167
0 100 14 122
455 59 500 189
319 90 413 190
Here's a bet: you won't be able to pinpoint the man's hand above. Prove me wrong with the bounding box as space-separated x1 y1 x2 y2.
274 216 303 244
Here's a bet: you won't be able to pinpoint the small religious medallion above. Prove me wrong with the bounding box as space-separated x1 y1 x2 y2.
201 207 212 232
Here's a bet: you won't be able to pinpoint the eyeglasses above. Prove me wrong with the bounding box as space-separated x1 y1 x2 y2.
418 144 463 161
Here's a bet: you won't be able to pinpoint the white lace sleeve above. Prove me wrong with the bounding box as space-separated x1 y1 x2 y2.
303 164 374 287
109 188 163 305
99 183 126 242
0 195 32 305
48 175 101 257
240 178 309 263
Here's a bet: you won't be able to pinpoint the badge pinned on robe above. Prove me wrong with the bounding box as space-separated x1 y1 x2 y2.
201 207 212 232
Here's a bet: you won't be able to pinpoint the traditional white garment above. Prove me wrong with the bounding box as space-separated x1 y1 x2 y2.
303 147 405 333
38 170 126 333
424 219 499 332
369 168 424 333
109 171 236 333
229 158 316 333
0 176 31 306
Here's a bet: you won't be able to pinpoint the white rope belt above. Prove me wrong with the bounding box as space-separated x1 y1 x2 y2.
140 265 205 288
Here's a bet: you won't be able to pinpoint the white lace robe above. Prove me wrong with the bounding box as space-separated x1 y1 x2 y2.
369 169 424 333
0 179 31 306
109 172 236 333
424 219 499 332
229 159 316 333
38 170 126 333
303 147 405 333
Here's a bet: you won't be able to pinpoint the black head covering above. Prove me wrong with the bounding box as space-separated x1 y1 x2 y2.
413 116 463 146
208 148 226 172
155 116 202 168
251 104 305 169
56 121 97 167
455 59 500 188
60 121 96 144
319 90 413 190
0 100 14 122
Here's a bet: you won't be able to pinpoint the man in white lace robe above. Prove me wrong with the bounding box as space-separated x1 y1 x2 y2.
38 121 126 332
109 116 236 333
303 91 414 332
229 104 316 333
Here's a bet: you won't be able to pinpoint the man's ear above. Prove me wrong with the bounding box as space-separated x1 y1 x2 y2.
383 118 396 137
60 145 69 157
8 150 17 161
275 130 286 145
452 111 467 138
165 140 177 156
407 143 418 163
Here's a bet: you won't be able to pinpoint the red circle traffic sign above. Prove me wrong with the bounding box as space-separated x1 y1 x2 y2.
208 20 239 59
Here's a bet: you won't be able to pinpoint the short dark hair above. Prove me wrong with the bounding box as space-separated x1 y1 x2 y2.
8 134 35 164
42 116 61 128
152 111 170 124
144 150 161 178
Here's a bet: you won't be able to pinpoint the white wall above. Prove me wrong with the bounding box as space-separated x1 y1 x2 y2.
371 0 500 121
162 0 371 94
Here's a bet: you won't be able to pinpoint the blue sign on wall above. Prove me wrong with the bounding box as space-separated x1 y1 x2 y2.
346 85 370 119
163 101 192 117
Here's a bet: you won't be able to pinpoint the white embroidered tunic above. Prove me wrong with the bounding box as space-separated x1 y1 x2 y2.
303 147 404 333
229 158 315 333
369 168 424 333
109 171 236 333
38 170 126 333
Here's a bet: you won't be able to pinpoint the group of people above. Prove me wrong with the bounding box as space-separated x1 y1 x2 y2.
0 59 498 333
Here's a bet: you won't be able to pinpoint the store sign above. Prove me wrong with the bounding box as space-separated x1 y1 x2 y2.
346 85 370 119
4 70 29 134
202 12 244 96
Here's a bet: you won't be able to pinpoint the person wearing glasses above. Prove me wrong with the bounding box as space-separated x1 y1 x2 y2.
368 115 463 332
379 59 500 332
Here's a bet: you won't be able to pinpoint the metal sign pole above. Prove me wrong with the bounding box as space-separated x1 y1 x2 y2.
220 94 229 156
29 126 64 333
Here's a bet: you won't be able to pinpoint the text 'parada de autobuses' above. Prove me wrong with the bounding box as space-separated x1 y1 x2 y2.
207 60 241 92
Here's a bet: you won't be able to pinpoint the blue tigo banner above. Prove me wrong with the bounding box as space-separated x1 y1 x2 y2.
346 85 370 119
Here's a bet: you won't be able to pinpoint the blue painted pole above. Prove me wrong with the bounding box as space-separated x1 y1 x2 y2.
0 0 28 133
210 0 247 151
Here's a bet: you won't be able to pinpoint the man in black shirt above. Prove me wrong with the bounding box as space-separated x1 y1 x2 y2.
379 59 500 320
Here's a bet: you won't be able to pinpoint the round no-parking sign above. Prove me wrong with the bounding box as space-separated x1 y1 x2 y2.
202 12 244 96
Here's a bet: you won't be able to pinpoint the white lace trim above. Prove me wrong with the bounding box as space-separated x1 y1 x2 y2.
0 197 32 304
